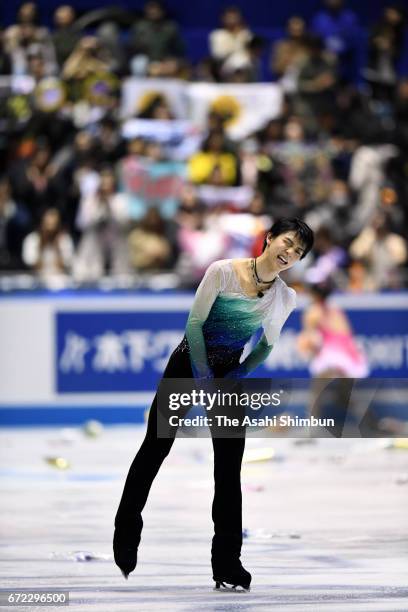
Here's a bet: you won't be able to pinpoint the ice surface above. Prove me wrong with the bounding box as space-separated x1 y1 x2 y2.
0 427 407 611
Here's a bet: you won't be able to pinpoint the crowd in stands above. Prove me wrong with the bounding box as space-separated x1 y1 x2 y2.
0 0 407 291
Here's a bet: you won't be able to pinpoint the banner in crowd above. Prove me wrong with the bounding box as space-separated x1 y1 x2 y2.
119 157 186 219
121 78 189 119
187 82 283 139
197 185 254 209
122 118 202 160
120 79 283 139
2 77 283 140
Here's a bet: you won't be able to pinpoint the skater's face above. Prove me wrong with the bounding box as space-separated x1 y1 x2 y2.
265 231 305 271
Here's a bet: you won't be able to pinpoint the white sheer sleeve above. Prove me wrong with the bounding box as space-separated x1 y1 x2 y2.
262 286 297 346
185 261 224 378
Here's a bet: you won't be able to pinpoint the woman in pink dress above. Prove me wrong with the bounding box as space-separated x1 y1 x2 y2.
298 281 369 428
298 281 369 378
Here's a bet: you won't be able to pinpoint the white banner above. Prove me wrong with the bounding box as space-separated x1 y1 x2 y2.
121 78 188 119
197 184 253 209
187 82 283 139
120 79 283 139
121 118 201 160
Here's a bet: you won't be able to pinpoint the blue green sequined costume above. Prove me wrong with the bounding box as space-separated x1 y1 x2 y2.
115 259 296 575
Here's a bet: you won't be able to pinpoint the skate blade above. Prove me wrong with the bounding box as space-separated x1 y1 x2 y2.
120 570 129 580
214 581 250 592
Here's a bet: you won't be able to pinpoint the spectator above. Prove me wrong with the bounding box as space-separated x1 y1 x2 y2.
304 226 346 284
175 185 206 252
11 2 40 27
95 117 126 165
311 0 359 81
176 206 227 283
4 2 56 76
209 6 253 81
384 79 408 231
128 207 177 271
394 78 408 152
221 35 264 83
144 140 164 162
137 94 173 120
57 130 100 235
364 5 406 101
74 168 130 281
176 183 204 216
123 136 145 159
346 259 376 292
347 140 397 235
270 16 309 92
263 115 333 217
128 0 185 77
208 205 269 259
63 131 99 199
304 178 353 240
96 19 127 76
62 36 112 81
0 1 407 293
9 141 61 225
22 207 74 279
0 177 30 270
25 102 75 158
51 4 81 68
26 50 48 81
248 192 273 252
377 183 405 229
188 130 239 186
0 29 12 74
327 129 355 181
332 86 387 144
239 138 261 187
296 35 337 134
257 118 285 146
349 210 407 289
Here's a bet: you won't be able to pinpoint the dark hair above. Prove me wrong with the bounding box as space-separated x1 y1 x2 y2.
222 5 242 16
145 0 166 11
309 280 334 300
262 217 314 259
202 129 226 152
247 35 264 51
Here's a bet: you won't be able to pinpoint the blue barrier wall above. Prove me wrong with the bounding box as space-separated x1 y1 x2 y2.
0 290 407 425
55 300 408 393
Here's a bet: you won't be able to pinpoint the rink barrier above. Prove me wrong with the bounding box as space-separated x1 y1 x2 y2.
0 291 407 425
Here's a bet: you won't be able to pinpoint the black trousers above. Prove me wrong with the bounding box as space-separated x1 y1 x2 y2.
115 340 246 553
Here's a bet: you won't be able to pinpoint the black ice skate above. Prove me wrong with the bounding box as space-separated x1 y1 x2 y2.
113 514 143 579
211 533 252 591
213 563 252 591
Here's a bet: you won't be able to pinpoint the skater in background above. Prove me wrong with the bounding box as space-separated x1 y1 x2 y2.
298 280 369 379
114 217 314 590
297 281 369 433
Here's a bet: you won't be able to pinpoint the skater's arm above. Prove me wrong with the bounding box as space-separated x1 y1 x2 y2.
226 333 273 378
186 261 223 379
227 287 297 378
